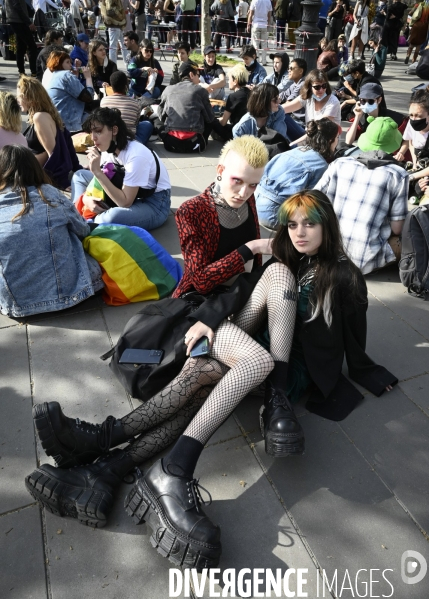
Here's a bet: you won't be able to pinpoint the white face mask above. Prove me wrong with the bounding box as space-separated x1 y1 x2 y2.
247 59 254 67
313 93 327 102
360 101 377 114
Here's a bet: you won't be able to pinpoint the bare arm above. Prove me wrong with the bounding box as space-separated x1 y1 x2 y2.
390 220 404 236
282 96 303 113
345 106 363 145
218 110 231 126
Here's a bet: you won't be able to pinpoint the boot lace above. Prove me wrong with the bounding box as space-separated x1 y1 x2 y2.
74 415 116 453
270 390 293 412
186 478 213 513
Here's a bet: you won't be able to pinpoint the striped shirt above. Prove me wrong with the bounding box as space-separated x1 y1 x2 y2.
100 95 142 134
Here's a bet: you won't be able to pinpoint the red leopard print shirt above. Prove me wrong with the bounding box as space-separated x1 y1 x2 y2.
172 185 262 298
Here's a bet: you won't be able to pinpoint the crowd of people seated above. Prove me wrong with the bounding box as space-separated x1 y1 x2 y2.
0 12 425 580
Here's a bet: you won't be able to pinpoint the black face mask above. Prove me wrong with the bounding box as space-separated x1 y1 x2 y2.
410 117 428 132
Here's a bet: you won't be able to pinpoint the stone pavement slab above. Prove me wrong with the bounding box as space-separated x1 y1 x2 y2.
0 505 47 599
0 324 35 513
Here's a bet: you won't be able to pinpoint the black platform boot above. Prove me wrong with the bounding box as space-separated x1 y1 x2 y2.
33 401 127 468
259 362 305 457
25 449 135 528
125 459 221 571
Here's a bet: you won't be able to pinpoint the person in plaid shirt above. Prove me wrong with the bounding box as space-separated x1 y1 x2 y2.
315 117 408 274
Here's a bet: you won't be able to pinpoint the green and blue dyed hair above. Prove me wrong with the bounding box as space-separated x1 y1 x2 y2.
272 190 363 327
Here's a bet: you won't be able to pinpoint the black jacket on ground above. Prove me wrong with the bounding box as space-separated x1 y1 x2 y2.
191 257 398 420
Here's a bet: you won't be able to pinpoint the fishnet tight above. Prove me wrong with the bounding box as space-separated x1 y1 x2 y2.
125 386 213 464
184 262 297 444
120 358 228 438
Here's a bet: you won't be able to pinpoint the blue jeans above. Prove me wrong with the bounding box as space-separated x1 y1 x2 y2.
142 86 161 99
135 120 154 145
146 15 156 41
284 114 305 142
71 169 171 230
256 194 281 231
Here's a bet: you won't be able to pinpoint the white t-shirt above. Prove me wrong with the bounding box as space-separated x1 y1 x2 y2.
238 0 249 18
403 120 429 149
101 140 171 193
250 0 272 27
302 94 341 126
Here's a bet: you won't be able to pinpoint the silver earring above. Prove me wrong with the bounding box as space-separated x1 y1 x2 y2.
217 175 222 181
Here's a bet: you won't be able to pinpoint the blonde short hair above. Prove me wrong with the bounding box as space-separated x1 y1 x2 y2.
0 91 22 134
219 135 269 170
228 63 249 86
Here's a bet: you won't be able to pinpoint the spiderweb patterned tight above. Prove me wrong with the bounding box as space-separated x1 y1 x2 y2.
120 357 228 438
125 386 215 465
183 262 297 445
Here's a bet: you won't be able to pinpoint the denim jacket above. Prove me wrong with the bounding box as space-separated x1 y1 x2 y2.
46 70 94 132
255 147 328 205
262 72 292 93
0 184 96 317
247 62 267 85
232 109 287 139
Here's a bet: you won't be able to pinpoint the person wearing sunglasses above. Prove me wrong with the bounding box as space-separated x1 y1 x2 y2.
282 69 341 142
345 82 406 147
278 58 307 138
127 39 164 98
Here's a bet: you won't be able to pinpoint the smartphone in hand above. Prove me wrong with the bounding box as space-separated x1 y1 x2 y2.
190 336 210 358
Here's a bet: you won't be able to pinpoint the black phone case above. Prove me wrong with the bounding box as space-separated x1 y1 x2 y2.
119 349 164 364
190 337 210 358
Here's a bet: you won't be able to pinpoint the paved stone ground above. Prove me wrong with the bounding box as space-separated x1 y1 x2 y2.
0 43 429 599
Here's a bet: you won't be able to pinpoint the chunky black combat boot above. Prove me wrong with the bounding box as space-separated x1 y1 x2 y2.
125 459 221 571
33 401 127 468
259 361 305 457
25 449 135 528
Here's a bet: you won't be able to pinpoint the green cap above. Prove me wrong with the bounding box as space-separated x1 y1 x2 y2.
357 116 402 154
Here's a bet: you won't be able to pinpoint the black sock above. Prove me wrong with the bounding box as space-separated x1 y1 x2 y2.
163 435 204 479
268 361 289 390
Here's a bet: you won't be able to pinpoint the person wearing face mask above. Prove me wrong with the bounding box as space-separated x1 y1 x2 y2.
396 92 429 182
239 45 267 87
345 83 407 146
282 69 341 143
262 51 291 92
335 59 385 121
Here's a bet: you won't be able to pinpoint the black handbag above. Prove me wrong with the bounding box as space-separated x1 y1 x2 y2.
103 149 161 207
101 296 206 401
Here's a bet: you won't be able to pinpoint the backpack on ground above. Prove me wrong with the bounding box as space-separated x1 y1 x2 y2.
399 205 429 299
100 296 205 400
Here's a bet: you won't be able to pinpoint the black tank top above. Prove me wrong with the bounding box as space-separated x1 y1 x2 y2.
213 208 257 262
24 124 45 155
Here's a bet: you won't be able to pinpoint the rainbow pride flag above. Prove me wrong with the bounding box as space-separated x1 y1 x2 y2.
83 224 182 306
